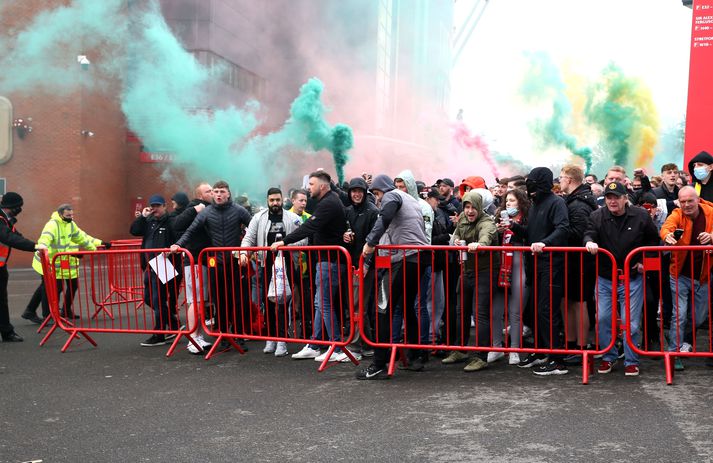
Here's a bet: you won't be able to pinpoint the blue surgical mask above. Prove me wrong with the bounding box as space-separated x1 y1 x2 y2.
506 207 518 217
694 166 710 181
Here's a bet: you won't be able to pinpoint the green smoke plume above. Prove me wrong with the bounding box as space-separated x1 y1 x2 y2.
520 52 592 171
0 0 353 196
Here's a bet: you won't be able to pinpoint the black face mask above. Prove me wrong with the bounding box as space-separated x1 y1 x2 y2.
525 180 537 199
62 217 73 223
10 206 22 216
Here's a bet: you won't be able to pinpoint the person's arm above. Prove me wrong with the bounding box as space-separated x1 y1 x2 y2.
71 224 101 250
0 222 36 252
173 204 199 232
365 197 402 246
283 199 343 245
567 202 591 243
540 200 569 246
130 215 147 237
175 209 208 248
660 209 680 244
240 214 259 249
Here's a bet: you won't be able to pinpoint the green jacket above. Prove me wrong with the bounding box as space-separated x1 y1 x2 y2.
454 191 499 273
32 211 101 279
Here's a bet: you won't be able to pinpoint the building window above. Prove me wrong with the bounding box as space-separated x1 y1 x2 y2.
190 50 267 99
0 96 12 165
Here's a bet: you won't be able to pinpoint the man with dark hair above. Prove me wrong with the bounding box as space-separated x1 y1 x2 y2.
172 180 253 348
436 178 460 212
272 171 351 362
1 192 42 342
584 174 598 185
240 187 304 358
653 163 680 215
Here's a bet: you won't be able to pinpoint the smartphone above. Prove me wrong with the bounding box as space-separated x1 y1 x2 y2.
673 229 684 240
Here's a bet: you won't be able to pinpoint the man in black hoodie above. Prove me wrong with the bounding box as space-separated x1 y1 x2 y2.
343 177 379 356
559 165 597 361
510 167 570 375
688 150 713 202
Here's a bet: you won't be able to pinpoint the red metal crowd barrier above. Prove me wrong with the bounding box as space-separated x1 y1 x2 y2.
358 245 619 384
624 245 713 384
38 248 197 356
196 245 358 371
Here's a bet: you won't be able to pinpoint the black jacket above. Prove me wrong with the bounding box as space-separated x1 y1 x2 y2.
176 202 252 263
583 205 659 279
345 198 379 268
652 185 679 217
172 199 212 259
513 167 569 267
688 151 713 202
283 191 347 262
430 207 450 271
564 183 597 247
0 211 36 265
130 213 176 269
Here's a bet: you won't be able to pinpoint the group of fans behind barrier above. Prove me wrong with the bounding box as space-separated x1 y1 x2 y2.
3 150 713 381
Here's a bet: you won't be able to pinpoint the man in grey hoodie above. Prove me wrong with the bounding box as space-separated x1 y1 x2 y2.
355 174 430 380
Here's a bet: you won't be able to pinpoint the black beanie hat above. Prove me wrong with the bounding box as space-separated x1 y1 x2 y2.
0 192 23 209
171 192 190 208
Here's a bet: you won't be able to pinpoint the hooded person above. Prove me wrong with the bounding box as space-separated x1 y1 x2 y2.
472 187 496 216
440 191 501 372
687 150 713 202
510 166 570 376
459 176 487 198
395 169 434 244
356 173 430 380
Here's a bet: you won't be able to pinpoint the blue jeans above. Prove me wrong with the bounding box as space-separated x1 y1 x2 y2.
309 261 346 347
668 275 710 351
597 275 643 366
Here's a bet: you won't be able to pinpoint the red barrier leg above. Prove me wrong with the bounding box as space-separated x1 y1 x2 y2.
38 324 57 346
664 354 674 385
317 344 337 372
582 352 590 385
165 334 187 357
338 347 360 367
387 347 398 376
37 314 53 334
204 335 245 360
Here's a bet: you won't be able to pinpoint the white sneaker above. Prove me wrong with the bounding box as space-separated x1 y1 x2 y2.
315 350 340 362
291 345 321 359
187 336 203 355
197 335 212 349
680 342 693 353
274 342 288 357
487 351 505 363
263 341 276 354
337 350 362 363
508 352 521 365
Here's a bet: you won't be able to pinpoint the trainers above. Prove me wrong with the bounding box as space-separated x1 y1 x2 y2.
624 365 640 376
518 353 548 368
399 356 425 372
292 345 321 359
355 363 389 380
263 341 276 354
680 342 693 353
598 360 616 374
141 334 167 347
487 351 504 363
362 349 374 358
315 351 340 362
532 360 568 376
21 311 43 324
442 351 469 364
187 338 203 355
674 357 685 371
463 357 487 372
563 353 582 366
508 352 521 365
337 350 362 363
274 342 288 357
165 333 177 341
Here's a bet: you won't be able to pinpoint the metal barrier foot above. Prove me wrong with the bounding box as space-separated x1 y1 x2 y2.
317 345 337 372
581 353 594 385
664 354 674 385
60 330 98 353
38 324 57 347
165 334 186 358
204 336 245 360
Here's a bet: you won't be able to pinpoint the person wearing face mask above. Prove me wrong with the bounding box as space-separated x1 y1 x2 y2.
509 167 570 375
29 204 105 323
1 192 44 342
687 150 713 202
494 188 531 365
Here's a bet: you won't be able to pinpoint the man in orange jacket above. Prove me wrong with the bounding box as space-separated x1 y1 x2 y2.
661 186 713 356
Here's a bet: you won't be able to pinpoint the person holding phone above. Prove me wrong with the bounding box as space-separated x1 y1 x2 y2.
660 186 713 369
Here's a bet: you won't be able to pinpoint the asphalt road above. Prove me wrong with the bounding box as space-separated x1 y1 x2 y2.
2 268 713 463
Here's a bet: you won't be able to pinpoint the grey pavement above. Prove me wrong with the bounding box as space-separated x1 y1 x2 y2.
2 268 713 462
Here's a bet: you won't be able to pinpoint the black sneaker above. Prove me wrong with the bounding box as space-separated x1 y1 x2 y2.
532 360 569 376
164 333 177 341
355 363 389 380
21 311 43 324
398 357 425 372
140 335 167 347
563 353 582 366
518 353 548 368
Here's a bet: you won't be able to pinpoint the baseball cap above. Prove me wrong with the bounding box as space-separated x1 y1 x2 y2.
604 182 627 197
436 178 455 188
148 194 166 205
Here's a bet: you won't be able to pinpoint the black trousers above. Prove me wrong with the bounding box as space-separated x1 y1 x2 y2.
211 260 251 335
0 267 14 335
40 277 79 318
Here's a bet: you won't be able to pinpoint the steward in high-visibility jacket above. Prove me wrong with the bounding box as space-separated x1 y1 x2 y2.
32 209 102 279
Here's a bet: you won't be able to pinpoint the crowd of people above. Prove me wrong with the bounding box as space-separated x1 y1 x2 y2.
2 150 713 381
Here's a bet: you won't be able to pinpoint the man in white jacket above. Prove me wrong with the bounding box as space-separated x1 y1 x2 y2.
239 187 305 357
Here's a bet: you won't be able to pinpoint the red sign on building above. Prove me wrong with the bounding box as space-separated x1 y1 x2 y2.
684 0 713 167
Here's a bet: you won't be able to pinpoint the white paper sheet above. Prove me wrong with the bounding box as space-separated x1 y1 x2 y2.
148 253 178 284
